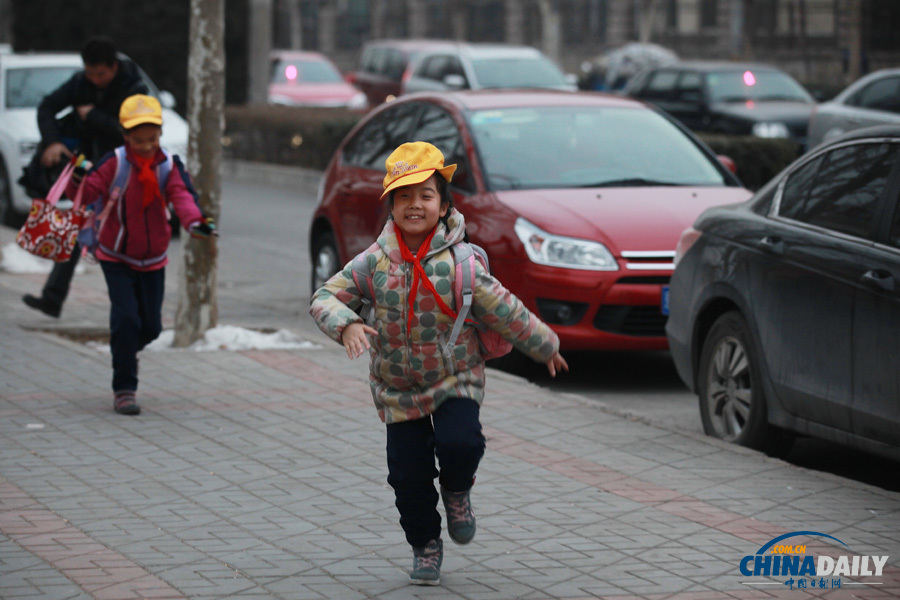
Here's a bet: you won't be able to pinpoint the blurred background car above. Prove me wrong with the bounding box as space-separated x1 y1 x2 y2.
402 42 577 95
807 68 900 150
347 39 453 108
625 61 816 147
268 50 366 110
309 89 750 361
0 51 188 225
666 125 900 460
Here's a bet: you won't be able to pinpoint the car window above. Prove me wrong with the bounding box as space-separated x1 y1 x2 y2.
412 105 474 193
850 76 900 114
677 72 703 103
889 190 900 249
642 70 679 98
470 56 567 88
778 142 898 239
342 103 421 170
422 55 450 81
271 58 342 84
468 105 728 190
384 49 407 80
5 66 79 108
706 69 812 103
360 48 377 73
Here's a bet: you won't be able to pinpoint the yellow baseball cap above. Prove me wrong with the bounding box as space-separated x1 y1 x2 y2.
381 142 456 200
119 94 163 130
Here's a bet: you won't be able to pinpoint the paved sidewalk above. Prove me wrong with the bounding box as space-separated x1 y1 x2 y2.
1 171 899 599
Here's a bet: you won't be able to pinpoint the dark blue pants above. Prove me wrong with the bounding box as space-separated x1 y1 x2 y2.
386 397 485 548
42 242 81 308
100 261 165 392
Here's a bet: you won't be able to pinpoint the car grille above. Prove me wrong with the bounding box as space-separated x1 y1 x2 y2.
593 305 668 337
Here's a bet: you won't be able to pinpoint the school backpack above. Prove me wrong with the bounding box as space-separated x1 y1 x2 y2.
78 146 174 256
351 242 513 361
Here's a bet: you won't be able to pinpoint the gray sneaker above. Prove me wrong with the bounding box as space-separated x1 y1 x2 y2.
441 486 475 544
409 538 443 585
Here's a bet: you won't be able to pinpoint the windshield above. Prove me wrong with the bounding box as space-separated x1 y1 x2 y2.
5 66 78 108
272 58 342 84
471 56 568 89
706 69 812 103
468 106 728 190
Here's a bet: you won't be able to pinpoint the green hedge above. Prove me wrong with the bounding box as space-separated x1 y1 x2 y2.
224 105 362 170
697 133 801 191
223 106 801 191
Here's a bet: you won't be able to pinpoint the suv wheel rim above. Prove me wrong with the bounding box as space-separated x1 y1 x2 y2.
706 335 752 441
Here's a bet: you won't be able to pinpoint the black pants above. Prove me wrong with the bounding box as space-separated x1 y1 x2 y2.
41 242 81 308
100 261 165 392
385 396 485 548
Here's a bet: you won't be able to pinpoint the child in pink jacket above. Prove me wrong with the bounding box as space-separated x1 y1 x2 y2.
71 94 216 415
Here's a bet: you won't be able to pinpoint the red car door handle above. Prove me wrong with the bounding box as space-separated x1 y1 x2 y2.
861 269 895 292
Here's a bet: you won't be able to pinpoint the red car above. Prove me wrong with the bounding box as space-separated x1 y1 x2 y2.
309 90 751 353
268 51 367 110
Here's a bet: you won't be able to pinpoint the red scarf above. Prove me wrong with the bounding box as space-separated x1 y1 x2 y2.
132 153 161 210
395 223 458 335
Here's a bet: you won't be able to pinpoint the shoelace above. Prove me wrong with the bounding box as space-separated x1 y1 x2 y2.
447 494 471 522
415 551 440 569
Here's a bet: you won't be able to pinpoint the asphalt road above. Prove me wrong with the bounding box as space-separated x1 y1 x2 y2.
221 172 899 493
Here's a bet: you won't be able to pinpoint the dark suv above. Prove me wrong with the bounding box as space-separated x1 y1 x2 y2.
348 39 453 108
625 61 815 146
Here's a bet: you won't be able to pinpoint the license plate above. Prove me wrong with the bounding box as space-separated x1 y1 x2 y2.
661 286 670 316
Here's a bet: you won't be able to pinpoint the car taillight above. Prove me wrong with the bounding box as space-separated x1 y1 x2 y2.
674 227 702 268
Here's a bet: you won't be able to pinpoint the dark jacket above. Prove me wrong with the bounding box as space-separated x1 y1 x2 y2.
37 57 148 161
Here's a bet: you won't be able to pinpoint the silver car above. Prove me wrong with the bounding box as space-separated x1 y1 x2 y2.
807 68 900 150
401 43 576 95
0 52 188 225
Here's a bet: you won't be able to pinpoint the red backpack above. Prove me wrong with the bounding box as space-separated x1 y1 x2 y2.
351 242 513 361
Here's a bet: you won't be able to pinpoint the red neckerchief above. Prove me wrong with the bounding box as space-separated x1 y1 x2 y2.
130 152 161 210
395 222 458 335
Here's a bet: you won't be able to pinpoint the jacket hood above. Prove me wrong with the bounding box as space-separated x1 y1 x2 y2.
376 208 467 261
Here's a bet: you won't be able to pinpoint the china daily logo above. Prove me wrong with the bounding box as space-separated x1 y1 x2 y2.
740 531 888 591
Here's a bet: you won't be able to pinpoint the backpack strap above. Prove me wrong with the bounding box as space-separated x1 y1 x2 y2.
448 243 477 347
108 146 130 201
350 251 376 323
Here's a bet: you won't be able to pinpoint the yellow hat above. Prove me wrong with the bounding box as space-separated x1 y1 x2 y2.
381 142 457 200
119 94 163 130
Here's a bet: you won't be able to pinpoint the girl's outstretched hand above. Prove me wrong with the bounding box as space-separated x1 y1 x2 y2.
341 322 378 359
545 351 569 377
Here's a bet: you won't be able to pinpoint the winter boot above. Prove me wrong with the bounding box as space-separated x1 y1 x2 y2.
441 485 476 544
409 538 443 585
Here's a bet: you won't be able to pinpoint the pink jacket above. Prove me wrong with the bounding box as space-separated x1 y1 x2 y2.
70 146 204 271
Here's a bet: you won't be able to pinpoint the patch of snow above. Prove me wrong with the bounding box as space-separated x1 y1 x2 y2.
1 242 86 274
86 325 320 352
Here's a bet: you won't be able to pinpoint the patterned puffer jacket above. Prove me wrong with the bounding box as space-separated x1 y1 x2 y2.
309 209 559 424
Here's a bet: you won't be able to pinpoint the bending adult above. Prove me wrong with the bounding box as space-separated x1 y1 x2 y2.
22 36 148 318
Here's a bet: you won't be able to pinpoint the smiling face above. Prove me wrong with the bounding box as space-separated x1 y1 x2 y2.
390 174 448 252
123 124 162 159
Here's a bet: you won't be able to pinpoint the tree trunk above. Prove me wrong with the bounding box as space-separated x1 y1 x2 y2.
638 0 660 43
289 0 302 49
247 0 272 105
174 0 224 347
537 0 561 65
